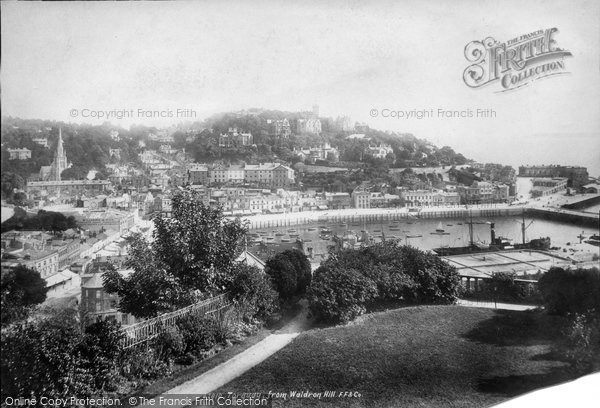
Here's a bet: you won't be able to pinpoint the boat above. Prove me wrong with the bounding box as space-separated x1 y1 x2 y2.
265 236 275 241
287 229 297 233
585 234 600 247
321 227 332 233
406 234 423 238
275 233 285 236
280 238 290 242
433 214 552 255
430 222 450 235
308 227 317 231
289 233 299 238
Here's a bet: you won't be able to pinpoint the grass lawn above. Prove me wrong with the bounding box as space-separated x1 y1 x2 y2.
217 305 581 407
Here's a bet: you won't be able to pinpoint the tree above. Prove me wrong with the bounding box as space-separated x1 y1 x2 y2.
104 191 247 318
265 250 311 301
1 172 25 200
227 263 278 321
1 265 47 326
308 265 378 323
538 267 600 316
309 242 461 323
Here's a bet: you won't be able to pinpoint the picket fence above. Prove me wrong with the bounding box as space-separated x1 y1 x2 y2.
120 293 230 348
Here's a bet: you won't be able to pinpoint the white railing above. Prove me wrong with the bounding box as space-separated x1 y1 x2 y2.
120 293 229 348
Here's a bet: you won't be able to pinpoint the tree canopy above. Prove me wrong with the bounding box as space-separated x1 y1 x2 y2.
265 249 312 301
103 190 247 318
1 265 48 326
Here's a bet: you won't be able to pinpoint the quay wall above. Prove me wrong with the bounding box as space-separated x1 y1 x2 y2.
525 208 598 228
561 195 600 211
240 206 525 230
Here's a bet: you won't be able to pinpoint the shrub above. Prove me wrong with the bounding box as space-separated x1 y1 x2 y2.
76 320 125 391
122 347 172 381
227 264 278 321
152 326 185 360
538 267 600 316
361 264 417 301
1 308 94 399
176 314 218 355
563 310 600 373
308 266 378 324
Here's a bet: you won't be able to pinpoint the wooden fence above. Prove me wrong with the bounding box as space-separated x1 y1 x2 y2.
120 293 230 348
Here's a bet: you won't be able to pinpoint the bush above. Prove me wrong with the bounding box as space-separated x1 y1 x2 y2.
538 267 600 316
176 314 218 355
265 250 311 301
227 264 278 321
563 311 600 373
361 264 417 301
76 320 125 391
152 326 185 361
122 347 172 382
1 308 94 399
308 266 378 324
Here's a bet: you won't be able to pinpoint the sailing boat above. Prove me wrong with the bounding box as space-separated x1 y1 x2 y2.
431 221 450 235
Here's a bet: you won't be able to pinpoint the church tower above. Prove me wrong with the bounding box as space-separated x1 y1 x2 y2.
49 128 69 181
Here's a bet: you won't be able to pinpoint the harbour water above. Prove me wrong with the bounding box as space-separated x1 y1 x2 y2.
251 215 599 260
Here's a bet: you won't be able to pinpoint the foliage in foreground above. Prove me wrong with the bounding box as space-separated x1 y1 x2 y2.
308 242 460 323
103 191 247 318
1 309 124 399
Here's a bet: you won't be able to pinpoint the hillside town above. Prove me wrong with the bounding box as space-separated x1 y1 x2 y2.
2 112 599 329
2 1 599 407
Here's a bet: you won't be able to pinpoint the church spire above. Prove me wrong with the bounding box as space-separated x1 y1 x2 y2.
56 128 64 159
49 127 68 181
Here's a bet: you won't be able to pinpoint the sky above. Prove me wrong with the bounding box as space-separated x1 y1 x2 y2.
2 0 599 176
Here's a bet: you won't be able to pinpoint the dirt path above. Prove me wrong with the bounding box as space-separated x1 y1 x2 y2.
148 309 309 404
457 298 539 311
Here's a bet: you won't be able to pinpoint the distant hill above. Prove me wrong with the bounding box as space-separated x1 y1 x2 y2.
1 117 147 182
1 113 471 183
188 109 471 167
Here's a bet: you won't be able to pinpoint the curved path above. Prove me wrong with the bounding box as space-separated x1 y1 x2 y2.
143 310 309 406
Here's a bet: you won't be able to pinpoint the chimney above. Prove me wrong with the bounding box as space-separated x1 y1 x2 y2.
490 222 496 243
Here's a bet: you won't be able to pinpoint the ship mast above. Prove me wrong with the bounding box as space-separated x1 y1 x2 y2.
468 208 474 247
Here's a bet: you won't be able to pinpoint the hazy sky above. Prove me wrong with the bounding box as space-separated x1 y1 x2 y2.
2 0 599 175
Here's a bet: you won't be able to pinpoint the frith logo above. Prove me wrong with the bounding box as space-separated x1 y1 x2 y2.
463 28 572 92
